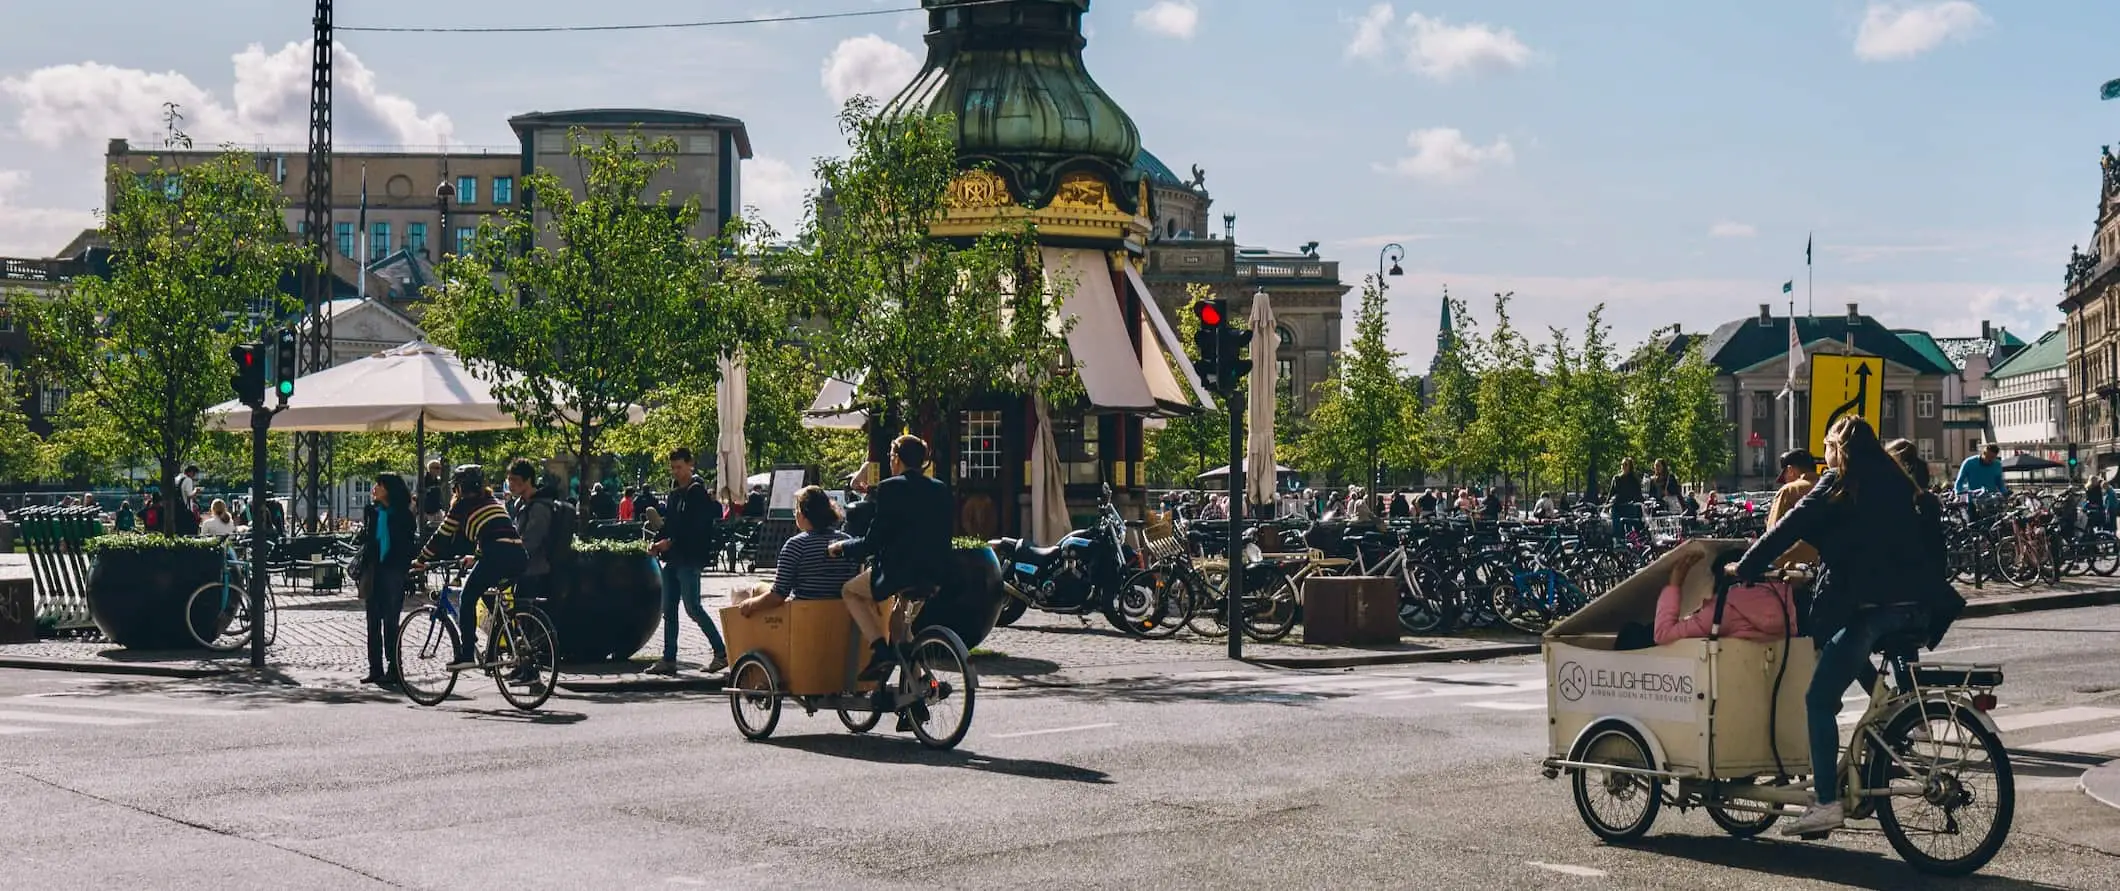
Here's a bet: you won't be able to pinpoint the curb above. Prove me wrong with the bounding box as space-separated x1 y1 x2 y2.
0 656 238 680
1961 586 2120 618
1249 642 1542 669
2082 762 2120 813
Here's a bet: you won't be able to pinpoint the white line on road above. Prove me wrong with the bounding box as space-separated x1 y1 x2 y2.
992 722 1118 739
1528 861 1607 878
0 725 51 735
1925 645 1992 656
0 709 150 726
2022 729 2120 755
1995 707 2120 733
1468 701 1546 711
14 695 246 717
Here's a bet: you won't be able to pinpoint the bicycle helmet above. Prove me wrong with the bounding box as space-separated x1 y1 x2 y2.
451 463 485 492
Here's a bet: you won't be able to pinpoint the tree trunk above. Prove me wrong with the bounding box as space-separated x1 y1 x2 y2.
158 457 182 535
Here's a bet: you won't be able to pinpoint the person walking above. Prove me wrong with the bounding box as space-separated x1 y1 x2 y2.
420 460 447 527
506 460 561 608
645 448 727 676
357 473 415 688
1609 457 1645 534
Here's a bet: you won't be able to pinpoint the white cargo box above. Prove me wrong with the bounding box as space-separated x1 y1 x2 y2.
1543 539 1813 780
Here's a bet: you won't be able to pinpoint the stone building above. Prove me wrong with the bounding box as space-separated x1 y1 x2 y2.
2060 146 2120 475
1981 326 2068 463
1895 323 2025 477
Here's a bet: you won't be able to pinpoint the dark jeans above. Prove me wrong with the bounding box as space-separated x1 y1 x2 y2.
460 543 528 664
1807 605 1921 804
1612 502 1644 535
364 565 408 675
661 561 725 663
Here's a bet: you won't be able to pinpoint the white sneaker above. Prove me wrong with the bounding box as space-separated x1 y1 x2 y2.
1780 800 1846 836
643 660 679 676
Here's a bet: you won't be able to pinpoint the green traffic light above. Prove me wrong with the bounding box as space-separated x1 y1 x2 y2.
278 381 293 396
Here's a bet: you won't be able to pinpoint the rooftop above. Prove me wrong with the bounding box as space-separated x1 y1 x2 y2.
1985 326 2066 378
1697 312 1957 377
506 109 753 159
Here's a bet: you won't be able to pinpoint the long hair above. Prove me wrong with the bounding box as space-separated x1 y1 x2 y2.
1883 438 1932 489
375 472 413 513
1825 417 1915 505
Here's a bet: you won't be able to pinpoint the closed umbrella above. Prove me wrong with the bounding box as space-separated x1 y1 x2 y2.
716 353 748 501
1030 393 1072 545
1246 289 1278 510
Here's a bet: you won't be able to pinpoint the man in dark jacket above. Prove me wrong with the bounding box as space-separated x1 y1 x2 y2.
646 448 727 675
506 460 558 607
830 435 954 681
1609 457 1645 535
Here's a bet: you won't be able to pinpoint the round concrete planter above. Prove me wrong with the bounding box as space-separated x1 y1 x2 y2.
545 549 663 662
916 545 1008 650
85 544 221 650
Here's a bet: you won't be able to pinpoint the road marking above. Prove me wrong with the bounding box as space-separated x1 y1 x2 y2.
1528 861 1607 878
992 722 1118 739
0 709 151 726
1995 707 2120 733
2022 729 2120 755
1468 701 1546 711
0 725 51 735
1925 645 1992 656
14 695 246 718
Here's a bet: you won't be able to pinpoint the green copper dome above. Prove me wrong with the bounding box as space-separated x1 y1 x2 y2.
883 0 1144 214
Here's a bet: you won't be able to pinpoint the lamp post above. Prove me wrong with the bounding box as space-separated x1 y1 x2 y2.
434 180 456 260
1378 243 1405 290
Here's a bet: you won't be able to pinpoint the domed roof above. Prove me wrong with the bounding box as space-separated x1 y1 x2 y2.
1136 149 1184 188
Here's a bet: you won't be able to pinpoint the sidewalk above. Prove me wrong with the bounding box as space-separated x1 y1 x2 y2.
2086 761 2120 813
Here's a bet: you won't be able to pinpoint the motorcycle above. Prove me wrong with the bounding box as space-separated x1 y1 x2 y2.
988 484 1159 636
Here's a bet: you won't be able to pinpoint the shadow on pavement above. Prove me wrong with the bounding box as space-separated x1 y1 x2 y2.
456 707 587 726
1626 833 2073 890
2008 748 2116 779
72 673 406 707
761 734 1114 784
1000 676 1355 707
971 654 1061 681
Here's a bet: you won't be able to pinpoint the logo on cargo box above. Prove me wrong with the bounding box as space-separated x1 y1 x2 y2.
1558 661 1588 701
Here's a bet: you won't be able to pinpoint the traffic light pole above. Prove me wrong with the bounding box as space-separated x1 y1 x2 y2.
248 406 274 669
1226 388 1245 661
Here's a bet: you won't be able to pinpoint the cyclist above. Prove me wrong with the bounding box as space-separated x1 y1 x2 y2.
411 465 527 671
1954 442 2006 497
829 435 954 682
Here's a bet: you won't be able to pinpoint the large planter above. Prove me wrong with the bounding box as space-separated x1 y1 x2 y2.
546 549 663 662
917 546 1008 650
85 543 222 650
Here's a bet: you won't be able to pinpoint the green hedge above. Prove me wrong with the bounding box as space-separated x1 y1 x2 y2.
573 538 651 556
952 537 992 552
83 533 225 556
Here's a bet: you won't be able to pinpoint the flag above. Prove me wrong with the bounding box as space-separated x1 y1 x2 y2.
2103 77 2120 101
1806 234 1812 266
356 164 368 300
1786 312 1804 386
1782 280 1793 294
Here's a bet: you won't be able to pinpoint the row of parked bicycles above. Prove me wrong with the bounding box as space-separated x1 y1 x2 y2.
1944 490 2120 588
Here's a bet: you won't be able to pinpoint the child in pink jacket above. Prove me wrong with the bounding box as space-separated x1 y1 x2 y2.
1655 549 1794 645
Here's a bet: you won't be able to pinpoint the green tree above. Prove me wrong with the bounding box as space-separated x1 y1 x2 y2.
1623 326 1686 473
1144 283 1228 487
17 117 303 532
1536 305 1628 496
1423 295 1480 479
1295 278 1413 487
0 372 43 482
1674 339 1731 484
1465 292 1538 488
784 97 1073 445
427 127 773 523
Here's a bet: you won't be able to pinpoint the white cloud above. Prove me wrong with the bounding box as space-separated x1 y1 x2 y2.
1709 221 1757 238
743 155 807 237
1346 5 1532 80
1854 1 1988 62
1134 1 1200 40
821 35 920 107
0 41 452 150
0 169 96 257
1377 128 1514 182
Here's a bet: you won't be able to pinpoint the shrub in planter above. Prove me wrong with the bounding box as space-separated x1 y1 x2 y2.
914 539 1007 650
83 534 224 650
545 539 662 662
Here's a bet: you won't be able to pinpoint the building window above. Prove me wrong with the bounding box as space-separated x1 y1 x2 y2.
1916 392 1936 418
457 176 477 205
1968 437 1981 456
371 222 390 260
1918 438 1936 461
1883 394 1898 419
1276 325 1295 349
959 410 1002 481
493 177 513 205
1055 417 1102 485
1753 392 1771 419
38 384 65 416
408 223 427 256
1277 358 1295 404
455 227 475 256
335 222 354 258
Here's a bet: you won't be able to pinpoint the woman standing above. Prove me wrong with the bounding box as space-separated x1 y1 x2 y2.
199 499 239 536
1731 417 1930 837
358 473 416 687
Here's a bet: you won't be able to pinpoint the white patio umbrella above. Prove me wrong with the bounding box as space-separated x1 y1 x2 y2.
1246 289 1279 509
1030 393 1072 545
716 353 748 501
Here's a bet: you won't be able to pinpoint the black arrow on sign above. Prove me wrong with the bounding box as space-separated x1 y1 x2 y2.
1825 362 1873 432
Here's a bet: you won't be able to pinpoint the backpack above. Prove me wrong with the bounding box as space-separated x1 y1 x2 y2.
540 497 578 568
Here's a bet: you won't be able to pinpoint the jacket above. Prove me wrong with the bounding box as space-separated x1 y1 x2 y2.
513 490 558 577
1654 582 1794 645
1765 477 1820 567
838 471 955 596
1735 469 1929 636
1609 473 1643 507
357 500 416 575
655 477 714 565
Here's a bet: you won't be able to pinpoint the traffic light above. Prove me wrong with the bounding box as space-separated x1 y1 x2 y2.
1191 298 1225 386
272 327 297 401
229 343 264 407
1223 323 1254 393
2069 443 2080 468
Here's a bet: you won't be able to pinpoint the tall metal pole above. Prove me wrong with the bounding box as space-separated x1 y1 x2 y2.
248 406 273 669
294 0 334 532
1226 386 1245 661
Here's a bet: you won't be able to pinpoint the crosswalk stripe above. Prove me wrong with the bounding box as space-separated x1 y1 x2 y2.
0 724 51 735
1993 707 2120 733
13 696 246 718
0 709 151 726
2019 729 2120 755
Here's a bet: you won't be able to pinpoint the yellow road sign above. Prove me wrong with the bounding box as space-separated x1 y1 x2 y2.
1808 355 1885 454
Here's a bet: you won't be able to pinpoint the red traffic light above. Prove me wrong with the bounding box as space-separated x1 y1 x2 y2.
1193 301 1223 328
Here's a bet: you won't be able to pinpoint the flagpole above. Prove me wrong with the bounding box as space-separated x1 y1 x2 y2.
1788 298 1798 451
1807 233 1814 318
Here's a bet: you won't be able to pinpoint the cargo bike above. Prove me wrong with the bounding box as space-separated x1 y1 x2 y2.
720 593 977 751
1538 540 2013 876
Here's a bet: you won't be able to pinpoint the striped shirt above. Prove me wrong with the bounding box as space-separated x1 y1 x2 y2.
772 530 859 601
418 492 518 562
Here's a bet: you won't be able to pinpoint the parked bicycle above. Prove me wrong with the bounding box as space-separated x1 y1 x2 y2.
185 537 278 652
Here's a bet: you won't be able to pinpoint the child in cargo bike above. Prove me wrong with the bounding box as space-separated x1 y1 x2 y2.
1652 549 1795 646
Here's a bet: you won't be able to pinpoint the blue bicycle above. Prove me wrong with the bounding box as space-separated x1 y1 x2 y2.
186 538 277 652
1489 563 1592 634
396 563 558 712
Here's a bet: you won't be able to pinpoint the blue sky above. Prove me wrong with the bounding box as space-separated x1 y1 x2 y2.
0 0 2108 366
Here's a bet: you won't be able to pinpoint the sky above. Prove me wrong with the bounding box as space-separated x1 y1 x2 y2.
0 0 2112 368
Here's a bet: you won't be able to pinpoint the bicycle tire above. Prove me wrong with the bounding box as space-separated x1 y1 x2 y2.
838 707 883 734
494 610 559 712
184 579 251 652
2093 534 2120 576
907 627 976 750
1241 565 1299 643
1187 565 1231 638
1706 802 1779 837
396 605 461 707
728 653 782 740
1118 567 1188 640
1863 700 2014 876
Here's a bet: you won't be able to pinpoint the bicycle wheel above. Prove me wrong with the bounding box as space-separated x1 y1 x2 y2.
185 580 252 652
906 627 976 750
1706 802 1779 838
1396 566 1447 634
1241 566 1299 643
1187 566 1230 638
1570 724 1662 842
727 653 782 740
1862 700 2014 876
494 610 559 712
1491 579 1550 634
838 707 883 734
2093 534 2120 576
257 586 278 648
396 605 460 707
1118 567 1189 640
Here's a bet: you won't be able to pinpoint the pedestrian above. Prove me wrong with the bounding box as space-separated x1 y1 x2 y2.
2087 475 2110 537
1481 486 1503 521
645 448 728 676
1416 488 1438 518
114 498 138 533
177 466 201 511
590 481 619 521
356 473 415 687
1610 457 1645 534
744 485 768 518
631 485 661 523
618 487 637 522
1647 459 1683 514
719 487 741 521
1387 490 1411 518
420 459 447 526
200 499 238 536
1767 449 1821 568
506 460 562 608
1953 443 2006 498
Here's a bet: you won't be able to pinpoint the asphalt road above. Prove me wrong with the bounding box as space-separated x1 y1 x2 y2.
2 607 2119 890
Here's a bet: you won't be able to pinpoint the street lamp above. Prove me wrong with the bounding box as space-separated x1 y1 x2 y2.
434 180 456 259
1378 243 1405 288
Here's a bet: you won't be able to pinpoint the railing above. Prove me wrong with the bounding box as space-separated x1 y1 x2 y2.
0 257 82 282
1237 260 1337 282
1942 403 1988 426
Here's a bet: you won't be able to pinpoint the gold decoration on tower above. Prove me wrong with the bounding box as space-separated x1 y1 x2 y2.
944 169 1013 210
1051 171 1119 212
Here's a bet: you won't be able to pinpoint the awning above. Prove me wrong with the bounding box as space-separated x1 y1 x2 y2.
803 373 868 430
1044 246 1155 412
1125 262 1216 410
1139 314 1191 412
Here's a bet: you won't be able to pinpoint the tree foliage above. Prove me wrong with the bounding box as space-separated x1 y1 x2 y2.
1422 296 1479 478
1294 277 1415 486
0 371 43 483
1674 339 1732 483
1465 292 1539 485
16 114 303 532
1144 283 1228 486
